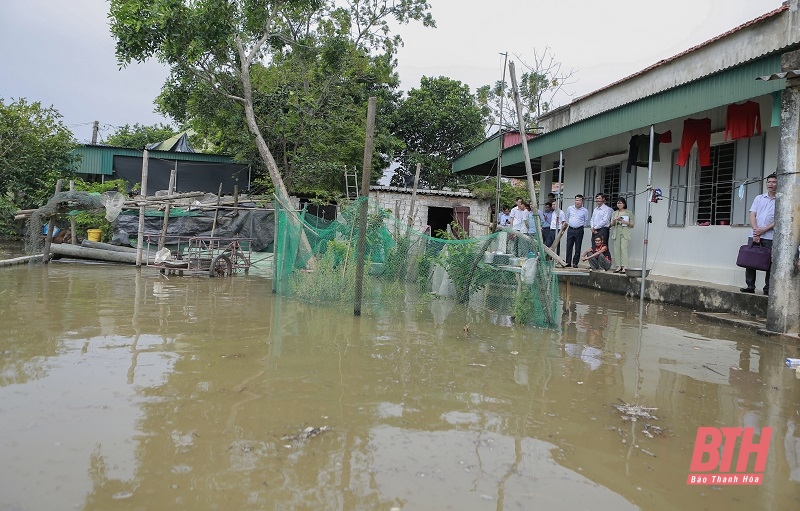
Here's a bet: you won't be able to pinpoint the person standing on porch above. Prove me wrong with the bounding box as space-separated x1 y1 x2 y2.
565 195 589 268
550 201 566 256
740 173 777 296
540 201 554 249
590 193 613 260
610 197 635 273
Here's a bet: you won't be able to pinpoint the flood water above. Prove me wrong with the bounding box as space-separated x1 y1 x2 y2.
1 254 799 510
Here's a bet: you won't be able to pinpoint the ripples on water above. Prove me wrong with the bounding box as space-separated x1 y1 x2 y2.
0 258 798 510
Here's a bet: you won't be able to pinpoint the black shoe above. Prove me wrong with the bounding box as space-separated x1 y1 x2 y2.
740 287 755 293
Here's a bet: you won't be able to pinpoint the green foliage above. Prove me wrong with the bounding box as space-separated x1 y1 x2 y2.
467 179 529 211
71 179 130 242
477 48 576 133
0 98 78 237
103 123 177 149
391 76 486 189
512 284 538 325
434 222 493 303
383 234 410 281
109 0 434 198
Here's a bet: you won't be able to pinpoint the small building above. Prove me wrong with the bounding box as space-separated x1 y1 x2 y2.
369 185 492 238
72 144 250 195
453 1 800 289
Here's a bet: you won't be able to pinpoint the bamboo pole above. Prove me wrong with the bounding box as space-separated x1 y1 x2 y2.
354 97 377 317
407 162 421 227
42 179 63 263
508 61 545 251
210 182 223 238
158 164 177 250
136 150 149 267
69 180 77 245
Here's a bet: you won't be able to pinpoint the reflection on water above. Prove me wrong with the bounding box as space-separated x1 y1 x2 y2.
0 261 799 510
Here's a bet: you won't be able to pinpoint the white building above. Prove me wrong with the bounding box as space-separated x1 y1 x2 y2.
453 1 800 289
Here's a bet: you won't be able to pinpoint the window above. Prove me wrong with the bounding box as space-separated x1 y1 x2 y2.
696 143 734 225
693 135 763 226
668 150 688 226
584 161 636 212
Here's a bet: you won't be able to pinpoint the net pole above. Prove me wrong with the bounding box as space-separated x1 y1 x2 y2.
42 179 63 263
639 124 654 317
354 97 377 316
495 52 508 228
508 61 544 249
136 150 149 267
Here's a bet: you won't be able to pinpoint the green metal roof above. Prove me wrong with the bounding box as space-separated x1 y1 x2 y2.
72 145 242 176
454 54 786 174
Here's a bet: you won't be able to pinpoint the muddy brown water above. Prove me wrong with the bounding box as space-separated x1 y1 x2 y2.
1 254 799 510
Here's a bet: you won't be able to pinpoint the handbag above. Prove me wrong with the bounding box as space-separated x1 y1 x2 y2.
736 241 772 271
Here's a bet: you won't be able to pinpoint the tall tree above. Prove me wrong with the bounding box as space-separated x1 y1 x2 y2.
477 47 576 134
104 123 177 149
109 0 434 204
0 98 77 235
391 76 486 189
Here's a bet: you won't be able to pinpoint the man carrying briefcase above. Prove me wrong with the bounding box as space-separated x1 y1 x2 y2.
740 173 777 296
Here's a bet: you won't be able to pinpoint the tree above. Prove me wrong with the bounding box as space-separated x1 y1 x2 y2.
0 98 77 236
103 123 177 149
109 0 434 205
477 47 576 134
391 76 486 189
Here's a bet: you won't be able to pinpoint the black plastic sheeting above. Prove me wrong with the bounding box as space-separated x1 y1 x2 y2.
113 156 249 195
114 209 275 252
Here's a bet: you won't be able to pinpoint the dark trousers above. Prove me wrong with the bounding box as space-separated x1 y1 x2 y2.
566 227 584 267
594 227 610 259
542 227 553 249
745 237 772 291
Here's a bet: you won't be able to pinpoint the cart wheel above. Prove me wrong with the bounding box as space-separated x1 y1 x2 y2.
209 254 232 277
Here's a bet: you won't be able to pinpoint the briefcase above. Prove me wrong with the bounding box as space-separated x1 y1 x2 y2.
736 241 771 271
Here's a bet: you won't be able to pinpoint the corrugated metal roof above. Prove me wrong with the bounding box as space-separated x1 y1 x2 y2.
501 56 786 164
72 145 242 176
370 185 477 198
453 55 786 174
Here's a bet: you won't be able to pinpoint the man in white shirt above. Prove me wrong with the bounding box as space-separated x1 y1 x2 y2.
741 173 777 295
509 198 527 233
549 201 566 256
565 195 589 267
498 206 511 227
590 193 614 259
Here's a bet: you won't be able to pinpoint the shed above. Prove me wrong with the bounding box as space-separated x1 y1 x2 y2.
369 186 492 239
71 144 250 195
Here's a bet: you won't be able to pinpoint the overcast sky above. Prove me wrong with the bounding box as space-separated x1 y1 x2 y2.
0 0 784 144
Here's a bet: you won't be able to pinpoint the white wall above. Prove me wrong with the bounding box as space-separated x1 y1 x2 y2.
371 191 492 239
540 95 777 288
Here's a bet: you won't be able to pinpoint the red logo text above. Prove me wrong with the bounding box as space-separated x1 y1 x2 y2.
686 427 771 485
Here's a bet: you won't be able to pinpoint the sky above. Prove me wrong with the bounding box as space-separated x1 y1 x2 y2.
0 0 785 144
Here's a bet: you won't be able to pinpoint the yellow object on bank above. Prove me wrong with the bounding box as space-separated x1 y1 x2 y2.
87 229 102 242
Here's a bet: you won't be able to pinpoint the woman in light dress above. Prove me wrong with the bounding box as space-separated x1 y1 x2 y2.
610 197 635 273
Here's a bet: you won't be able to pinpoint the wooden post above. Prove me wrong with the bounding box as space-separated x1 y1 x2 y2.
42 179 63 263
136 150 149 267
210 182 223 238
158 164 177 251
233 185 239 214
354 97 377 316
509 61 545 251
69 180 77 245
407 162 421 227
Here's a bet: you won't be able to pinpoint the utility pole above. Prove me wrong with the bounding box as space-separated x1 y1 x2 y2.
765 49 800 335
91 121 99 145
